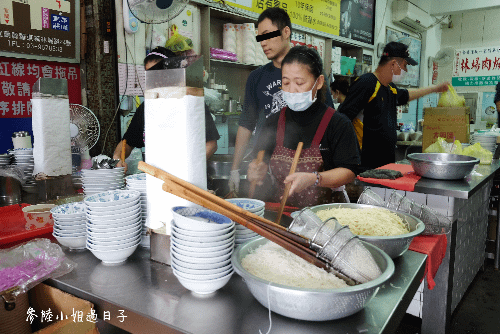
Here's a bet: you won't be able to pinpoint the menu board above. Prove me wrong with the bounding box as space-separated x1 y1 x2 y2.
225 0 341 36
386 28 421 87
339 0 375 44
452 46 500 87
0 0 78 61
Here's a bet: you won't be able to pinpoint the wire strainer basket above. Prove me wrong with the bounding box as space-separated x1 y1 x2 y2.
288 209 382 284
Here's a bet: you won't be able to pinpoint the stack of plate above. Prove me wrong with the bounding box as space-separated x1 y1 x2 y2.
81 167 125 196
85 190 142 265
10 148 35 187
51 202 87 250
0 153 12 167
125 173 148 247
471 133 498 154
170 206 235 295
226 198 265 246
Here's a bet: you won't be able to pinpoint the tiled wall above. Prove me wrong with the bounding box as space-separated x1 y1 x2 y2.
370 181 493 317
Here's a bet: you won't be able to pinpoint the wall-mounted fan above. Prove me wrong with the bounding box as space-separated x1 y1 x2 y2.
69 104 100 154
127 0 188 24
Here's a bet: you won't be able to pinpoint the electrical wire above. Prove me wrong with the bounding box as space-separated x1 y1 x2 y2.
374 0 390 44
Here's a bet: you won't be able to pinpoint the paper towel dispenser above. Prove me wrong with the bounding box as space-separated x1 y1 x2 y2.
32 78 68 97
145 55 203 90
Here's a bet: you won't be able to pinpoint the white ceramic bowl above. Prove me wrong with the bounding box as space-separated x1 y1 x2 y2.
171 222 234 237
235 228 258 237
171 235 235 248
125 173 146 182
87 225 142 239
81 167 125 174
87 219 142 232
172 239 234 253
172 206 233 231
172 262 232 275
171 248 232 264
84 190 140 208
87 231 141 244
173 270 233 294
88 229 140 242
86 199 140 213
171 255 231 270
226 198 265 212
53 223 86 231
86 206 141 221
51 202 86 217
87 242 139 264
171 244 233 258
53 230 86 238
53 217 86 226
173 266 233 281
235 234 259 243
171 229 235 243
52 234 87 250
87 235 141 250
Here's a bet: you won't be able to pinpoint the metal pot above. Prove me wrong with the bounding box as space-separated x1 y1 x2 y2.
207 154 251 179
407 153 479 180
0 176 22 207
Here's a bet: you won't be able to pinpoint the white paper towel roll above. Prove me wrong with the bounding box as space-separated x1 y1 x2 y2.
223 24 237 54
31 98 72 176
144 94 207 233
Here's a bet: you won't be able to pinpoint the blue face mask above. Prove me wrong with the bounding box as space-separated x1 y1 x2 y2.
283 78 319 112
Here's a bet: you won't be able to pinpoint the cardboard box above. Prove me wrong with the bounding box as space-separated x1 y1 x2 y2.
422 107 470 151
29 284 99 334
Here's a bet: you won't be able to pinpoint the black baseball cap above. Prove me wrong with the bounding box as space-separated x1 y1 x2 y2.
382 42 418 66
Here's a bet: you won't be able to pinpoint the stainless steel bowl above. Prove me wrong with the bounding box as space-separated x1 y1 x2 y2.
407 153 479 180
207 154 250 179
0 176 21 206
232 237 394 321
308 203 425 259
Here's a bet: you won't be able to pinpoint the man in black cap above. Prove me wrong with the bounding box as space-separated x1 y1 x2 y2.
338 42 449 170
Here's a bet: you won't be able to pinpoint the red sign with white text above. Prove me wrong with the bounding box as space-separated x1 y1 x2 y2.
0 57 81 118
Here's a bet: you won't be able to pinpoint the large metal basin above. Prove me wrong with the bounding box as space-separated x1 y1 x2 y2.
407 153 479 180
232 237 394 321
308 203 425 259
207 154 250 179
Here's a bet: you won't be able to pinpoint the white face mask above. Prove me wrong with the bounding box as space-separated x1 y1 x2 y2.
392 61 406 83
283 78 319 112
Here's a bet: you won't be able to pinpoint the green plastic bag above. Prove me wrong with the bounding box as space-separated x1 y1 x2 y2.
165 24 193 53
437 85 465 107
462 143 493 165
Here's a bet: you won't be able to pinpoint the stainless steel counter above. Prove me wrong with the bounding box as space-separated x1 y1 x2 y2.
359 160 500 199
46 247 426 334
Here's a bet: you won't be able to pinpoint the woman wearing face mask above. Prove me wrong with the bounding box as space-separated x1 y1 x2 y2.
247 46 360 207
330 78 350 109
337 42 449 170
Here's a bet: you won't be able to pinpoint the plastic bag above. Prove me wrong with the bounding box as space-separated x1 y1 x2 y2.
424 137 462 154
146 26 167 50
462 143 493 165
0 239 76 297
165 24 193 53
437 85 466 107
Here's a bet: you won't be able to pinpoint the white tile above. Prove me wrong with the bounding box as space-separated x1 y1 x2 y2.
370 187 386 201
406 299 422 318
417 280 424 292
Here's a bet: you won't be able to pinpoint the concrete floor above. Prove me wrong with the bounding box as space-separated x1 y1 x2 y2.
396 259 500 334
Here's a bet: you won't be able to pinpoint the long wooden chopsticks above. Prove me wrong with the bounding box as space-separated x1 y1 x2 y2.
120 139 127 162
275 142 303 225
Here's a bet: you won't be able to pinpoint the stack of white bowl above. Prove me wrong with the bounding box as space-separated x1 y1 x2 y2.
226 198 265 246
471 133 498 154
81 167 125 196
170 206 235 295
0 153 12 167
125 173 149 247
51 202 87 250
10 148 35 187
85 190 142 265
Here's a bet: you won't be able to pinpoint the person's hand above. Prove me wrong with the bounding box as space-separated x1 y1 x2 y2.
228 169 240 194
435 81 450 93
116 160 128 174
284 172 316 197
247 161 267 186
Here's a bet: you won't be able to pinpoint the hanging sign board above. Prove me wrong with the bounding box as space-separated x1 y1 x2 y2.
0 0 78 61
224 0 341 36
452 47 500 86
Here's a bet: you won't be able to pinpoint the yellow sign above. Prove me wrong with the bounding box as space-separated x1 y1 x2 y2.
225 0 340 36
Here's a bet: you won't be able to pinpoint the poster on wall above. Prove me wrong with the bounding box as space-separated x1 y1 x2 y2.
482 92 497 124
339 0 375 44
0 0 78 61
386 28 421 87
452 47 500 87
224 0 341 36
0 57 81 153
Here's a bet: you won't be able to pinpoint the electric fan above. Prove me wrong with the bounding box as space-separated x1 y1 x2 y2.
127 0 188 24
69 104 100 154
